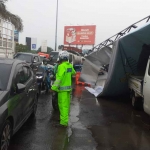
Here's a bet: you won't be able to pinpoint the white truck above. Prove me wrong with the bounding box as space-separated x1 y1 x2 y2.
128 58 150 115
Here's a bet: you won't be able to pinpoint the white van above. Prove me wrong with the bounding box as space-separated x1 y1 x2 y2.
129 57 150 115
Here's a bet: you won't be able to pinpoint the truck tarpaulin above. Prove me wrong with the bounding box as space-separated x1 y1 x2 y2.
80 23 150 97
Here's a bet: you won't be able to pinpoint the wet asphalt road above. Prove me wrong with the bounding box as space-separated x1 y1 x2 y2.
9 85 150 150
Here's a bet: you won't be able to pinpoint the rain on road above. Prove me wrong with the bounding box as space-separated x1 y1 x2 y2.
8 85 150 150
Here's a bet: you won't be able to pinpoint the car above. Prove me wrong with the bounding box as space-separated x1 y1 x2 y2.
0 58 38 150
14 52 42 74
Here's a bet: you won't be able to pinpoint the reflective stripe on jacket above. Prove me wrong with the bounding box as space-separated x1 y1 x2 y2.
51 61 76 92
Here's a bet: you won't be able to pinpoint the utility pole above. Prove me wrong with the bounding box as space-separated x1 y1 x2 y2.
55 0 58 51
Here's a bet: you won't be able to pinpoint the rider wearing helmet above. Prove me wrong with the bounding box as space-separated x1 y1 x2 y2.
46 65 53 90
53 58 60 77
51 51 76 127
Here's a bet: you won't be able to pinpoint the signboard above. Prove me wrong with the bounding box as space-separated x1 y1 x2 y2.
14 30 19 42
32 44 36 50
41 40 47 52
31 38 37 50
64 25 96 45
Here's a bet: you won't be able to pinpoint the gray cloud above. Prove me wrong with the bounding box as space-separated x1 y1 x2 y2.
7 0 150 50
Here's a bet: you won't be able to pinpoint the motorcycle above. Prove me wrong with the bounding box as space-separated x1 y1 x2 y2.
49 65 59 111
36 67 49 95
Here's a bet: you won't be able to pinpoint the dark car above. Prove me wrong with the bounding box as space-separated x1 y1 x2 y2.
0 58 38 150
14 52 42 74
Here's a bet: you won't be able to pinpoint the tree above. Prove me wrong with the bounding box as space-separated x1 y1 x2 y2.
37 47 54 54
15 43 30 53
0 0 23 31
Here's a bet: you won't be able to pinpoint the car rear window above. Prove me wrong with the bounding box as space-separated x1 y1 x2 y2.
14 54 32 63
50 52 59 59
40 56 45 62
0 64 12 90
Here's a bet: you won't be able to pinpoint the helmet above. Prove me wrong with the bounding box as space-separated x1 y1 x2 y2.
59 51 69 61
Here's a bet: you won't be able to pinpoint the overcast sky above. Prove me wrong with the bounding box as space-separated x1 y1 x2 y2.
6 0 150 50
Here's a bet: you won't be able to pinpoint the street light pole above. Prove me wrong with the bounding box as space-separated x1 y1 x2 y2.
55 0 58 51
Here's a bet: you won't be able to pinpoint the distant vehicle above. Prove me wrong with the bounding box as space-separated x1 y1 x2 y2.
14 52 42 74
38 52 50 59
128 57 150 115
0 58 38 150
49 51 59 65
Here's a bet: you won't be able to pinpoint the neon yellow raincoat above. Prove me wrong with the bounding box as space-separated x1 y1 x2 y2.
51 61 76 126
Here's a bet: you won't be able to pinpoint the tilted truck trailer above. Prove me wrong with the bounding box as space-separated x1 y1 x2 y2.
128 57 150 115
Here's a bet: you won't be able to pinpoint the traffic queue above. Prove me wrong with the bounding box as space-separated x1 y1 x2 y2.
0 50 83 150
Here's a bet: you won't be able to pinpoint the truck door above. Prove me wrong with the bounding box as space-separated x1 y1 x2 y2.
143 59 150 115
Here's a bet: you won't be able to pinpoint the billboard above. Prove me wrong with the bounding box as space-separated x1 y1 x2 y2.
41 40 47 52
31 38 37 50
26 37 31 50
26 37 37 50
14 30 19 42
64 25 96 45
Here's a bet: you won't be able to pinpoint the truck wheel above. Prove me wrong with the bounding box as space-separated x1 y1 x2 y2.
132 93 143 110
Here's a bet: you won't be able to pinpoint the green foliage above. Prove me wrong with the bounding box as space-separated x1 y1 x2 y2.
0 0 23 31
15 44 54 54
37 47 54 54
15 43 30 53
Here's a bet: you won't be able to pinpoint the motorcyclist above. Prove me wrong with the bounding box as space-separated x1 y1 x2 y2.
39 58 49 92
51 51 76 128
53 58 60 78
46 65 53 90
41 58 49 71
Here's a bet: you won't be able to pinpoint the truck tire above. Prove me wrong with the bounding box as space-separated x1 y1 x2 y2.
131 93 143 110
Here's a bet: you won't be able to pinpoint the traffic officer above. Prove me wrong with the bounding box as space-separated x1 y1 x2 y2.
51 51 76 128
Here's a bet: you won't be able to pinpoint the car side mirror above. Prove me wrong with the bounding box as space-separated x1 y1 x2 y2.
17 83 26 93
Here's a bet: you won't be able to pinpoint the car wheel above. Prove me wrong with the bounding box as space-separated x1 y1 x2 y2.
0 120 12 150
31 95 38 117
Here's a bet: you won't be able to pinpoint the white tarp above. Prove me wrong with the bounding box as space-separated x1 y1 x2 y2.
85 86 103 97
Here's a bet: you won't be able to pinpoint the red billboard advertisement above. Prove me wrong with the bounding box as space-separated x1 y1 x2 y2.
64 25 96 45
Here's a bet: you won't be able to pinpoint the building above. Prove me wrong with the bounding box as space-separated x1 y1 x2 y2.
0 18 14 58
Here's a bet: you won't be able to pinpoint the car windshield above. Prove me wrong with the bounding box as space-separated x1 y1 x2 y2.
14 54 32 63
50 52 59 59
0 64 12 90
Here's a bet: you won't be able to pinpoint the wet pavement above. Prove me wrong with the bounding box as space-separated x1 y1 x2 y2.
9 85 150 150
